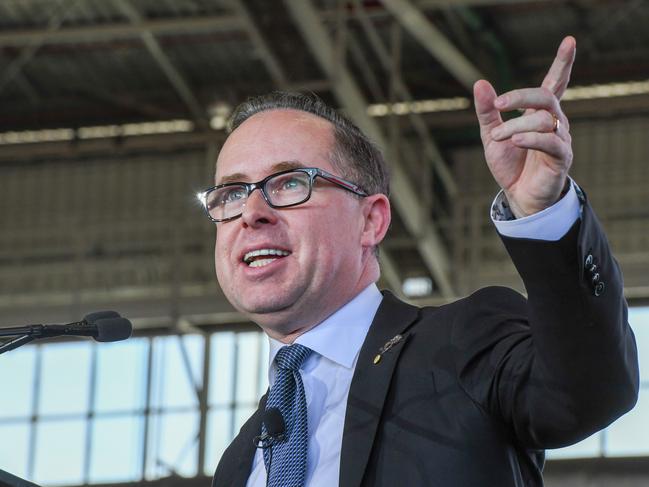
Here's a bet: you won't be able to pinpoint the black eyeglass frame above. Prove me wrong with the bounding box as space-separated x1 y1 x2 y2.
200 167 369 223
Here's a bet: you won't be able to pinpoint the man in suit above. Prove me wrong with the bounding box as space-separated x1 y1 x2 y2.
208 36 639 486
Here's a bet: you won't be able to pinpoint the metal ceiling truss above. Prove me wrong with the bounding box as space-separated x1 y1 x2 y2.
113 0 209 128
0 15 243 46
283 0 454 297
382 0 484 92
226 0 290 90
0 0 83 96
349 0 458 199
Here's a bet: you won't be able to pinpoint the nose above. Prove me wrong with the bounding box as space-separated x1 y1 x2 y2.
240 187 277 228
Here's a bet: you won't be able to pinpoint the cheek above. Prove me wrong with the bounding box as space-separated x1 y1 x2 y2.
214 231 234 273
307 212 362 263
214 224 234 252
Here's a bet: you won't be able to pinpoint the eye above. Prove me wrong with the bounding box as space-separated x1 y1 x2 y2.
281 177 301 190
220 186 247 204
274 174 308 192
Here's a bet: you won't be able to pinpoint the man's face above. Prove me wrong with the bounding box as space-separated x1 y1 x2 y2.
214 109 373 340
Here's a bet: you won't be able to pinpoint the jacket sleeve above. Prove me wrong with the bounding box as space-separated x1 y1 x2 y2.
453 195 639 449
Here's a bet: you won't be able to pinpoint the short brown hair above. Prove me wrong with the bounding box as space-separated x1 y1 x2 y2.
227 92 390 197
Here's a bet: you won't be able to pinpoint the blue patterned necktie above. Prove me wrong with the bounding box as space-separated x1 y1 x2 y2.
263 343 312 487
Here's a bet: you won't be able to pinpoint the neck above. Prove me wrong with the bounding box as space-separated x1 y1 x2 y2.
260 259 381 343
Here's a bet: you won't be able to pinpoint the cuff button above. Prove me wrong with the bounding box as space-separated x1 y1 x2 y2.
594 282 605 296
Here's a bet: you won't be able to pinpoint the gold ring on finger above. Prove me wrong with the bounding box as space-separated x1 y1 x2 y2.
551 113 560 133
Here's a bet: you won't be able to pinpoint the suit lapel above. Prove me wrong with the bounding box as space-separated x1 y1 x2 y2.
339 292 420 487
230 394 267 487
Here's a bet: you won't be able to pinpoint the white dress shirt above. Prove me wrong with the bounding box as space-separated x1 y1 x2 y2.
246 181 581 486
492 179 581 240
246 283 383 487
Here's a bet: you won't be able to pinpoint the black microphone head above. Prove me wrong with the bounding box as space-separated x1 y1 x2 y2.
263 407 285 437
94 317 132 342
84 310 121 324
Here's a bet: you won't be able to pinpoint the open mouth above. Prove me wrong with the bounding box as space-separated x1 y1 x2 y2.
242 248 291 268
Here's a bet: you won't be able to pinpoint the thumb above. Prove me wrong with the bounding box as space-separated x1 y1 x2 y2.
473 79 502 133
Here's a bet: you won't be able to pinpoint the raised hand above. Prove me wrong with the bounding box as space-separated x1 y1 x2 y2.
473 36 576 218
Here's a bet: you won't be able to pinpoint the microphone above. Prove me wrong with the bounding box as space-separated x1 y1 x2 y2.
0 311 133 343
253 407 286 448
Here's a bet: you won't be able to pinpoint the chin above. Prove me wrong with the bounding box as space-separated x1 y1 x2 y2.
222 278 313 322
235 293 297 317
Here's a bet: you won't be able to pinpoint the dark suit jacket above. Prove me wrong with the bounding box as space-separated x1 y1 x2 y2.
213 196 639 487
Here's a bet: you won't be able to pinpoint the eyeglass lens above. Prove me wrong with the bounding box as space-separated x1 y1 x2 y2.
206 170 312 221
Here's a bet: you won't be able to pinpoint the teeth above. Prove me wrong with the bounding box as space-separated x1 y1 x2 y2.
243 248 290 264
249 258 277 268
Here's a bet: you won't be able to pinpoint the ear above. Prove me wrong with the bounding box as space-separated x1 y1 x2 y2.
360 194 391 249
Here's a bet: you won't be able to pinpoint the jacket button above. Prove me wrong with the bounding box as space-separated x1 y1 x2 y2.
589 264 598 274
594 282 605 296
585 254 594 267
592 273 600 285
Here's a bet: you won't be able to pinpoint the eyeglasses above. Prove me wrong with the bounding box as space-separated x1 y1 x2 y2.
199 167 368 222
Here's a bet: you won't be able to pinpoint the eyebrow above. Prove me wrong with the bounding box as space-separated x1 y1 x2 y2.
217 160 306 185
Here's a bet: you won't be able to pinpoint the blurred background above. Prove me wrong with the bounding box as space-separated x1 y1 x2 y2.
0 0 648 486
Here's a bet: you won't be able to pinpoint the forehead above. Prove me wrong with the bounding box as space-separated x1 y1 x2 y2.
215 109 336 182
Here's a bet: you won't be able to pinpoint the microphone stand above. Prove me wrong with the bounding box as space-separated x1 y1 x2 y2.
0 335 35 355
0 468 40 487
0 320 87 355
0 326 41 355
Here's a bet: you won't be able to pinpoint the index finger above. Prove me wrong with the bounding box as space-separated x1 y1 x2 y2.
541 36 576 99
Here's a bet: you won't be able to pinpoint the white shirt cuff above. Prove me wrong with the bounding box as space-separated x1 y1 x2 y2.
491 180 581 241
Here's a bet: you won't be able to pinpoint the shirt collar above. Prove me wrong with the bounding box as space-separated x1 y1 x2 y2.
267 283 383 375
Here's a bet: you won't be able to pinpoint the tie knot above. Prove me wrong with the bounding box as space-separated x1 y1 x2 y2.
275 344 311 371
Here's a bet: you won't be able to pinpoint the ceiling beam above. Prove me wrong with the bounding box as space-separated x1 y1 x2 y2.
416 0 550 6
0 131 225 163
114 0 209 128
0 15 244 46
0 1 545 49
318 0 551 22
350 0 457 198
347 33 385 101
0 0 83 96
283 0 454 297
381 0 485 91
226 0 289 89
